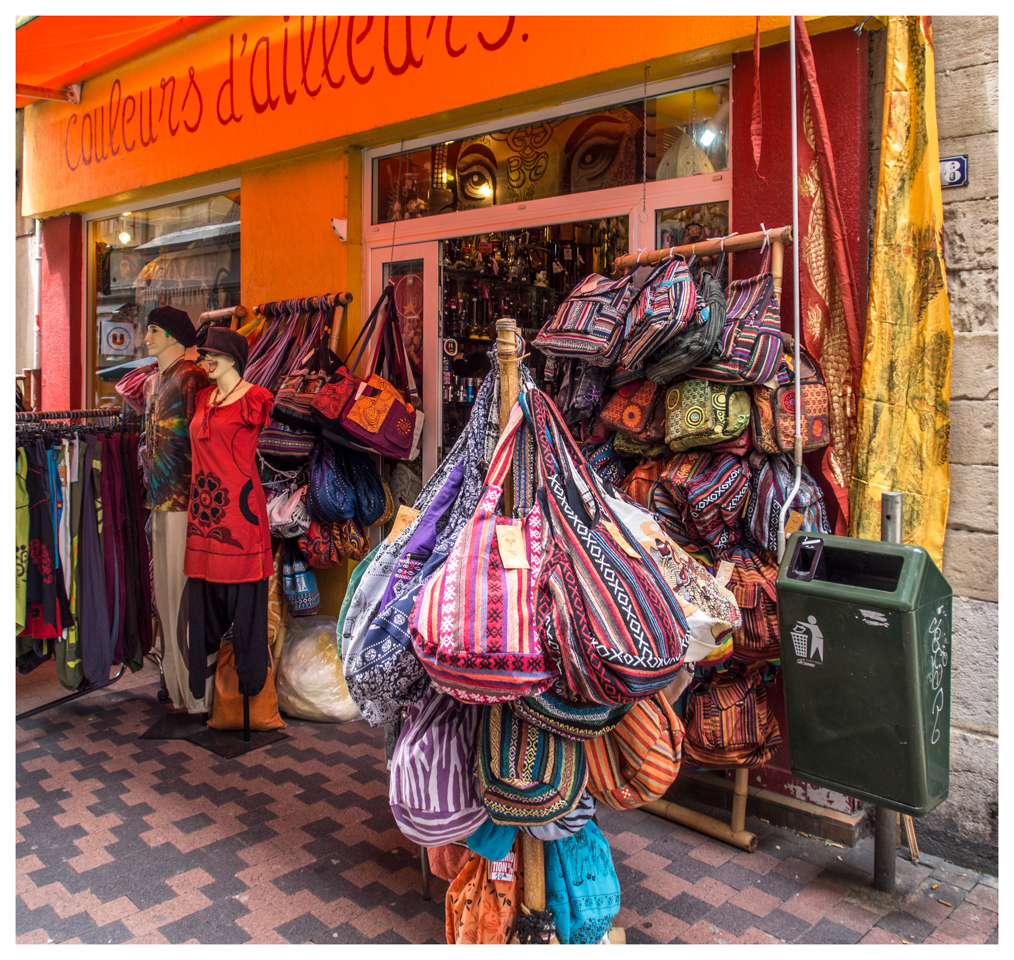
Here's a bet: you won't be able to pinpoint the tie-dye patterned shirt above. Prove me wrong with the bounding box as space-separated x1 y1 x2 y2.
140 358 210 511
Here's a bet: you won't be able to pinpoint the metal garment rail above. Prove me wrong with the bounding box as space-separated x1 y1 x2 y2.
15 408 141 721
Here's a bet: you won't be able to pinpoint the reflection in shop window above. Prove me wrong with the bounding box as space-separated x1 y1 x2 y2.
90 192 241 405
374 82 729 223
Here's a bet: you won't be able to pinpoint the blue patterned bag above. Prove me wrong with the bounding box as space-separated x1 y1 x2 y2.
544 820 621 944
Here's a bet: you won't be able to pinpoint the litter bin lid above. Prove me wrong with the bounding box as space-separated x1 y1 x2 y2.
776 531 951 611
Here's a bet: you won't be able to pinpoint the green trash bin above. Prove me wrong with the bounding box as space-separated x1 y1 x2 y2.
776 531 952 816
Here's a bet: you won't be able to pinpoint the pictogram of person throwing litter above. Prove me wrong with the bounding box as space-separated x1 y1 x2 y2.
791 616 824 661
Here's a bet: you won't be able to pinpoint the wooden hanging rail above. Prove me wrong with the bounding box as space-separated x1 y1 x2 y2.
612 226 793 272
197 305 247 330
254 291 353 318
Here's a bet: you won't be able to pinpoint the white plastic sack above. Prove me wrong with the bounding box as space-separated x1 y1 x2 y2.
275 616 361 723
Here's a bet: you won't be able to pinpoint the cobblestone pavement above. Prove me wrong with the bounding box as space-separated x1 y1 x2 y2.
16 659 999 945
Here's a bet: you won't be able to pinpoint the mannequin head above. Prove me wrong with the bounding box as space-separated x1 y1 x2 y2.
145 305 198 372
200 351 243 395
144 323 186 371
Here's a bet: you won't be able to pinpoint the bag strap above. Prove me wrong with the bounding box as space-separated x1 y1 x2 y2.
482 402 527 489
344 284 393 374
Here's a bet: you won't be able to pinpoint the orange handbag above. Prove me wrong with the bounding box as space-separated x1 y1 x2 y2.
207 640 286 731
445 839 525 945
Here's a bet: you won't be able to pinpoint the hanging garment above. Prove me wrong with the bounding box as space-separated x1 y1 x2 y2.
188 577 270 700
57 439 73 595
56 439 85 692
24 441 65 639
849 16 952 565
141 357 211 511
16 448 29 633
117 432 152 669
152 509 210 713
78 436 112 686
99 435 125 667
543 820 621 944
184 385 275 583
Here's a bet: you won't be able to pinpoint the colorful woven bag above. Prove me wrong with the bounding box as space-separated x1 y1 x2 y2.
664 378 751 454
598 379 661 438
512 688 632 742
389 687 489 846
723 544 782 663
618 458 665 507
306 438 357 522
583 692 684 810
751 339 831 455
620 256 700 370
682 662 781 768
523 389 691 704
743 452 831 554
281 543 321 617
411 404 557 704
690 245 783 385
445 840 525 945
475 701 588 827
656 452 750 554
601 489 741 666
533 271 635 367
645 260 728 383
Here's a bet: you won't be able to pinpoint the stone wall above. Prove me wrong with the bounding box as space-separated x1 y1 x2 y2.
867 17 998 873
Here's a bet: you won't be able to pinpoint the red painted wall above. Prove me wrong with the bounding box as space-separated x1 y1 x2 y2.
728 27 870 810
40 214 85 411
730 26 869 318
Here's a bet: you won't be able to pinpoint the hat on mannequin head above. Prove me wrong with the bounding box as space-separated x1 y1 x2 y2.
197 326 249 377
147 305 198 347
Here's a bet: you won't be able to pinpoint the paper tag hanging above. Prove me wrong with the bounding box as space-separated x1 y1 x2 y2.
784 510 806 536
716 560 735 586
496 522 529 569
386 505 420 544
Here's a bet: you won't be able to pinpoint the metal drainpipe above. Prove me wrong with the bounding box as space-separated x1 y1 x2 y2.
33 218 43 388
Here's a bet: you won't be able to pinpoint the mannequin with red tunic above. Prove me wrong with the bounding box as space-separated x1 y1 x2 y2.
185 327 275 710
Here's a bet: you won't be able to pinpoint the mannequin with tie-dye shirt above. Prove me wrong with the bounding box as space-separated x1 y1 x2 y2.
140 305 211 714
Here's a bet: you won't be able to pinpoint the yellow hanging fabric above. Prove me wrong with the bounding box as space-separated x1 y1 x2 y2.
848 16 952 566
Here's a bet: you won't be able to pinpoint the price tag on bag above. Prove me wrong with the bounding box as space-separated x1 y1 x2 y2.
603 521 640 559
386 505 420 544
489 850 516 882
496 522 529 569
716 560 735 586
784 510 806 536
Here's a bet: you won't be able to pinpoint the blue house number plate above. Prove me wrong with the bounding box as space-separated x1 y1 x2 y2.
939 155 969 189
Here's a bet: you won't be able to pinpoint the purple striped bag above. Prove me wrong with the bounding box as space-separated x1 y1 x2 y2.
522 389 691 705
411 404 558 704
620 256 700 370
690 245 783 385
388 687 489 846
533 272 635 367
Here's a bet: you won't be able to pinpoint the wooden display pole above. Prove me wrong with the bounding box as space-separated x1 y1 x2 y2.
495 317 549 925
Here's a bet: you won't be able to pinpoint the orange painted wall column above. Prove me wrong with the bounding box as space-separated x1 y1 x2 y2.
240 147 363 615
40 214 85 411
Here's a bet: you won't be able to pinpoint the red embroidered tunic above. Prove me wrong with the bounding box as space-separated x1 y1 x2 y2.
184 384 275 583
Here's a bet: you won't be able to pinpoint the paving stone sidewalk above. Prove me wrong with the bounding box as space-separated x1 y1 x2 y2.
16 659 999 945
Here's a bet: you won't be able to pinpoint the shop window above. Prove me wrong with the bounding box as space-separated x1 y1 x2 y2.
373 83 729 224
90 190 241 405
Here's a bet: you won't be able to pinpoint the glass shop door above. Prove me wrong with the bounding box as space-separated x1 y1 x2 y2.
369 242 442 482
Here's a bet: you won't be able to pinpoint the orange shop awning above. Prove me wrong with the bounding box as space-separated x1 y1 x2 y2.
16 16 224 107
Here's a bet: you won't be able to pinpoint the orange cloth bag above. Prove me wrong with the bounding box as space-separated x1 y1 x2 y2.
207 640 286 731
445 839 525 944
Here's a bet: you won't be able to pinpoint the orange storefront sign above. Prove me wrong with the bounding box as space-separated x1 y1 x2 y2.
22 15 817 217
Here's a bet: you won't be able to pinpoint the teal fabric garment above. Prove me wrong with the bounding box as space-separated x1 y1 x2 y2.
465 818 518 863
335 544 382 658
544 820 621 944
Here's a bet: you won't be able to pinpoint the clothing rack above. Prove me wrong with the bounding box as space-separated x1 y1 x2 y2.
15 408 142 721
612 226 793 272
16 408 119 423
251 291 354 358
